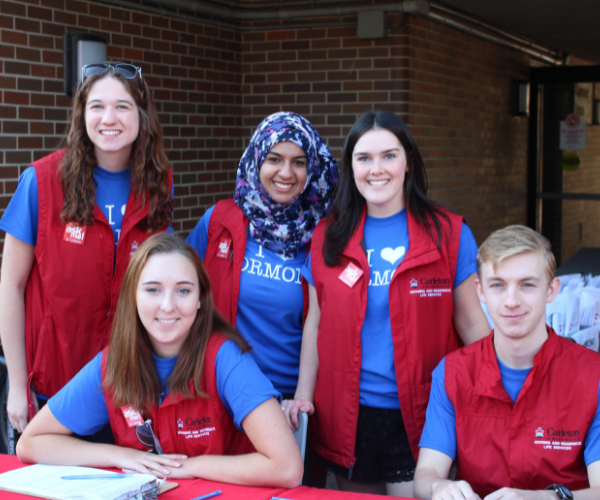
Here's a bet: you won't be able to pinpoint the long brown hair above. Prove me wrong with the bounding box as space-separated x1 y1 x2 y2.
59 67 171 231
103 233 249 412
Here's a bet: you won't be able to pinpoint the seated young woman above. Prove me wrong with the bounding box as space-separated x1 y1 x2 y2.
17 233 303 488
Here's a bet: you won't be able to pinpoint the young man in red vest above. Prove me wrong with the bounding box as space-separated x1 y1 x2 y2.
414 225 600 500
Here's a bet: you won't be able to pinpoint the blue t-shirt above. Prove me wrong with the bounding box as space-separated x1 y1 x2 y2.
302 211 478 409
419 357 600 467
0 165 132 252
187 205 306 395
48 340 280 435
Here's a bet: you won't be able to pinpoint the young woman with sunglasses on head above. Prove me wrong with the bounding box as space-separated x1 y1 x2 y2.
283 110 490 497
0 62 172 438
17 233 303 487
186 112 337 485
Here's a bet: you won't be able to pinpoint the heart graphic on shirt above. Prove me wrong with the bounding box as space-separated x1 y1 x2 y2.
381 246 406 265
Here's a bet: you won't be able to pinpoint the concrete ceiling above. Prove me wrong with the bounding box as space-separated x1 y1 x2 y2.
437 0 600 64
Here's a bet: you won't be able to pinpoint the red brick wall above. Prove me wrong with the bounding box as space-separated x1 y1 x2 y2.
406 17 530 241
241 21 410 157
1 1 533 261
0 0 244 239
240 15 530 244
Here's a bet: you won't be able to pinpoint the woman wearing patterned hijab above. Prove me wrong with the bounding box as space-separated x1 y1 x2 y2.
187 111 337 402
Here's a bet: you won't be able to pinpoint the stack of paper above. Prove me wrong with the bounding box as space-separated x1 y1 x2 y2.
0 465 159 500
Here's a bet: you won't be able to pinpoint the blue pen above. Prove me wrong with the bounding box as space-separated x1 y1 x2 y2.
270 497 294 500
189 491 222 500
61 474 134 480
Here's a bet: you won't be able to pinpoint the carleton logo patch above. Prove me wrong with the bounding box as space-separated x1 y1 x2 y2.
130 240 140 256
409 276 452 298
534 425 582 451
177 416 216 440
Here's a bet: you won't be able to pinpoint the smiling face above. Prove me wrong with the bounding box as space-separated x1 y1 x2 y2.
476 251 560 344
85 75 140 171
136 252 201 358
258 141 308 204
352 128 407 218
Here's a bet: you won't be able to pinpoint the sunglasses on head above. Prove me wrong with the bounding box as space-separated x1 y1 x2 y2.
81 62 142 83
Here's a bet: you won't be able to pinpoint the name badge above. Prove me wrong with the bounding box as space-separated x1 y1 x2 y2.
216 238 231 259
120 406 144 427
338 262 363 288
63 223 87 245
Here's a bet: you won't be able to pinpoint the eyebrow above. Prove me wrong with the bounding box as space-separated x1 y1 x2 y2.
353 147 401 156
141 280 196 286
87 98 134 105
487 276 540 282
266 151 308 159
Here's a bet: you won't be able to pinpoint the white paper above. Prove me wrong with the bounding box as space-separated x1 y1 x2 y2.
0 465 157 500
557 274 582 292
570 325 600 351
546 292 580 336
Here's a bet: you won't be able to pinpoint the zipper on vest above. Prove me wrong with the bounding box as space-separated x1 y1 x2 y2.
347 457 356 479
229 249 233 261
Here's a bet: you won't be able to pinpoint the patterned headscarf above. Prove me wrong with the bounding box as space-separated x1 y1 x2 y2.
234 112 338 260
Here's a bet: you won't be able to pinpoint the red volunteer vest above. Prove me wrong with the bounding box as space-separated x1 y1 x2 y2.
204 199 310 325
446 329 600 497
25 150 172 403
103 334 253 456
310 206 463 469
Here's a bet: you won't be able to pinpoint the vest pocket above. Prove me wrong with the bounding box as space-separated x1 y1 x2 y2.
33 317 107 398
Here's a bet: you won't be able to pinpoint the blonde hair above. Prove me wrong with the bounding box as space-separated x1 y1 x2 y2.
477 225 556 283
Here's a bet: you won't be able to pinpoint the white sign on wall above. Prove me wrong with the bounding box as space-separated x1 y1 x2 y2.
560 113 586 150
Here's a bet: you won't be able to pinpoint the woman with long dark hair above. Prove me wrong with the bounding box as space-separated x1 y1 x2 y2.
284 110 489 496
0 63 172 437
17 233 303 486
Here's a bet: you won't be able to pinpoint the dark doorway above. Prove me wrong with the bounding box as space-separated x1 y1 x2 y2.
528 65 600 266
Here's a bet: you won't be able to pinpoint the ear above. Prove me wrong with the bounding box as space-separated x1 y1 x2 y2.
197 301 201 310
546 277 560 303
475 276 487 304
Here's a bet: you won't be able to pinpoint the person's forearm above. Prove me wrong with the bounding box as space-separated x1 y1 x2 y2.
0 283 29 389
295 286 320 401
176 451 302 488
414 468 450 499
453 274 490 346
17 433 121 468
573 486 600 500
294 322 318 401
